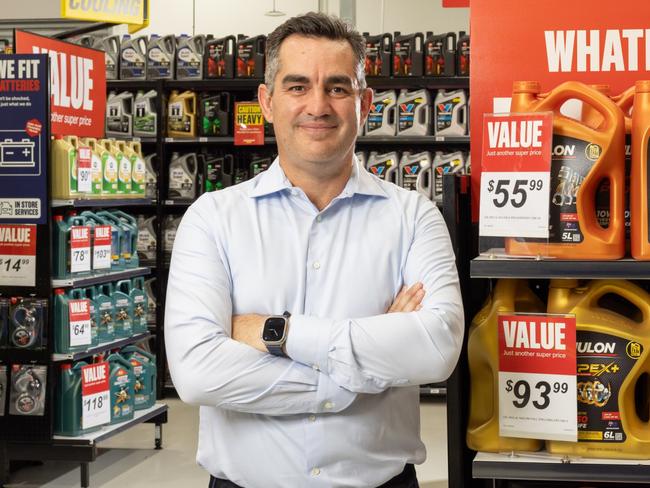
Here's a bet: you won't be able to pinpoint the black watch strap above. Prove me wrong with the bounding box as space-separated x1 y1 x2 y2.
267 343 286 357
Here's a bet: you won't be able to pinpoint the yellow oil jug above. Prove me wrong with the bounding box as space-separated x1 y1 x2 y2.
51 135 79 199
546 279 650 459
102 140 131 196
167 90 197 137
467 279 545 452
96 139 119 197
121 141 146 196
79 137 103 197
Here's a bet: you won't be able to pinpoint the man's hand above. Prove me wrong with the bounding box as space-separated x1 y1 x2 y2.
387 282 425 313
231 314 268 352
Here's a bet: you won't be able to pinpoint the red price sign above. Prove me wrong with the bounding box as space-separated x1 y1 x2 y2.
81 361 110 429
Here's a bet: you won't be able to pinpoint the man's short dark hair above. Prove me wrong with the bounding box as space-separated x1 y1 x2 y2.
264 11 367 93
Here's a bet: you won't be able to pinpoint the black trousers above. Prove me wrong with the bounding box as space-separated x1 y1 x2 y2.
209 463 418 488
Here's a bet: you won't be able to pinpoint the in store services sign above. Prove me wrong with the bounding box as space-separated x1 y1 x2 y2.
15 30 106 138
61 0 145 25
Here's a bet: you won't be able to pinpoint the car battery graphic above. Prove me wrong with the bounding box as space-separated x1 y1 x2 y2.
0 138 36 168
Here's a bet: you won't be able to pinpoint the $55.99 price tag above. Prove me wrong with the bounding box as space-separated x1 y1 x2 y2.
498 313 577 442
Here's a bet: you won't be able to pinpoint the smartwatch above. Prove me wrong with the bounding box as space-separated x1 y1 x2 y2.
262 311 291 357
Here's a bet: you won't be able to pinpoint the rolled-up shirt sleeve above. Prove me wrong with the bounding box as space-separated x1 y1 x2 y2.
285 200 464 393
165 198 357 415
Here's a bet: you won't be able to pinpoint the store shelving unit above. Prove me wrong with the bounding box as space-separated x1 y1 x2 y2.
51 266 150 288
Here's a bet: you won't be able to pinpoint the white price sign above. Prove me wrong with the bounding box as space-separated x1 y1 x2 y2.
0 224 37 287
68 298 92 347
92 225 112 270
479 171 550 237
81 362 110 429
479 113 553 239
70 225 91 273
77 146 92 193
498 313 577 442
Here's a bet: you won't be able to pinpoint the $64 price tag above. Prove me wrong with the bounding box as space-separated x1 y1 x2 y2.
504 378 569 410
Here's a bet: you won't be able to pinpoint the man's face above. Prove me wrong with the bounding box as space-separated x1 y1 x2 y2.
259 34 372 169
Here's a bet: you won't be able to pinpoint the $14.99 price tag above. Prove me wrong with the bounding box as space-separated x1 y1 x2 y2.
498 313 577 442
81 362 110 430
0 224 37 287
479 113 553 239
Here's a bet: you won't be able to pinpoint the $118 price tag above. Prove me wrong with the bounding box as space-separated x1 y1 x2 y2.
81 362 110 430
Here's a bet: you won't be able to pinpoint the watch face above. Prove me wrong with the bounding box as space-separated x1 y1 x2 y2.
263 317 286 342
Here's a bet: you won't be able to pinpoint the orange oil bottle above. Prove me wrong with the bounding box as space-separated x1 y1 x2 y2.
466 279 545 452
546 279 650 458
631 80 650 259
505 81 626 259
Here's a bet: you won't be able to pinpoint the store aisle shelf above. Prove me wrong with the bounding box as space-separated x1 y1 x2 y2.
166 79 263 90
52 403 168 445
108 135 157 143
52 331 153 362
107 80 160 90
51 266 151 287
163 136 277 144
51 197 155 208
471 256 650 279
473 451 650 482
367 76 469 90
357 135 469 144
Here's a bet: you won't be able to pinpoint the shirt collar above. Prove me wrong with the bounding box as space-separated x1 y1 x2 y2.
249 156 388 199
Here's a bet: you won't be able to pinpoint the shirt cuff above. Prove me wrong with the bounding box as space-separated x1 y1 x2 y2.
285 314 333 374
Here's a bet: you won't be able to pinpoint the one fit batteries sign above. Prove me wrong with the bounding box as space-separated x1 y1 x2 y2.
15 30 106 138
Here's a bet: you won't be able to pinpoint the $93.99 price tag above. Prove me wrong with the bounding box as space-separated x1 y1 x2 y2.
498 313 577 442
81 362 110 430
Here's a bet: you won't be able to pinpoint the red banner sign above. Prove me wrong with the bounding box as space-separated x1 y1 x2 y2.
14 30 106 138
81 362 109 396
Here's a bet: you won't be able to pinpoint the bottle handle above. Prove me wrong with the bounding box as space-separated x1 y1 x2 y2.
586 281 650 331
116 279 132 293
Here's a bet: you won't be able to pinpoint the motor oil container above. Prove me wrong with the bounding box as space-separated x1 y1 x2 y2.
133 90 158 138
456 31 470 76
434 89 468 136
103 35 120 80
200 92 231 136
398 89 431 136
146 34 175 80
109 141 132 195
121 141 146 196
82 210 123 271
79 138 103 196
175 34 206 80
424 32 456 77
398 151 433 198
200 155 234 193
144 278 157 325
466 279 545 453
121 346 156 409
51 135 79 199
168 152 198 200
111 280 134 339
356 151 367 169
236 35 265 78
546 279 650 458
68 288 99 346
106 91 133 138
89 284 115 343
77 210 109 272
117 278 147 334
55 362 104 436
167 90 197 137
163 215 182 264
250 157 272 178
120 35 147 80
363 33 391 77
365 90 397 136
434 151 465 202
66 214 92 277
205 35 236 78
367 152 398 183
631 81 650 259
144 154 157 200
53 289 90 354
109 210 139 267
107 352 135 424
392 32 424 77
136 215 157 264
582 85 632 250
95 139 118 197
506 81 626 259
52 215 70 279
96 210 133 268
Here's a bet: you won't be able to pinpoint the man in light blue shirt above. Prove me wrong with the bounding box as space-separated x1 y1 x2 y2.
165 12 464 488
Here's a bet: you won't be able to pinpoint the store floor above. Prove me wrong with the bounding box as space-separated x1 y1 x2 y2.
6 398 448 488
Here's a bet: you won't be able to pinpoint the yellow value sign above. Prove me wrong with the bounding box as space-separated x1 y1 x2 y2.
61 0 146 26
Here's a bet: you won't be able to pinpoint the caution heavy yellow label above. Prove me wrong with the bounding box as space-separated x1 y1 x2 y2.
61 0 145 25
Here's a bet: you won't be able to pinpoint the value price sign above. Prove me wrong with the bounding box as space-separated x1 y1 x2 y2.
68 298 92 347
77 146 92 193
81 361 110 430
0 224 37 287
92 225 112 270
479 113 553 238
498 313 577 442
70 225 91 273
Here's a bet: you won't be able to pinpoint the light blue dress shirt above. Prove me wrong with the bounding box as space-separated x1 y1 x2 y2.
165 157 464 488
